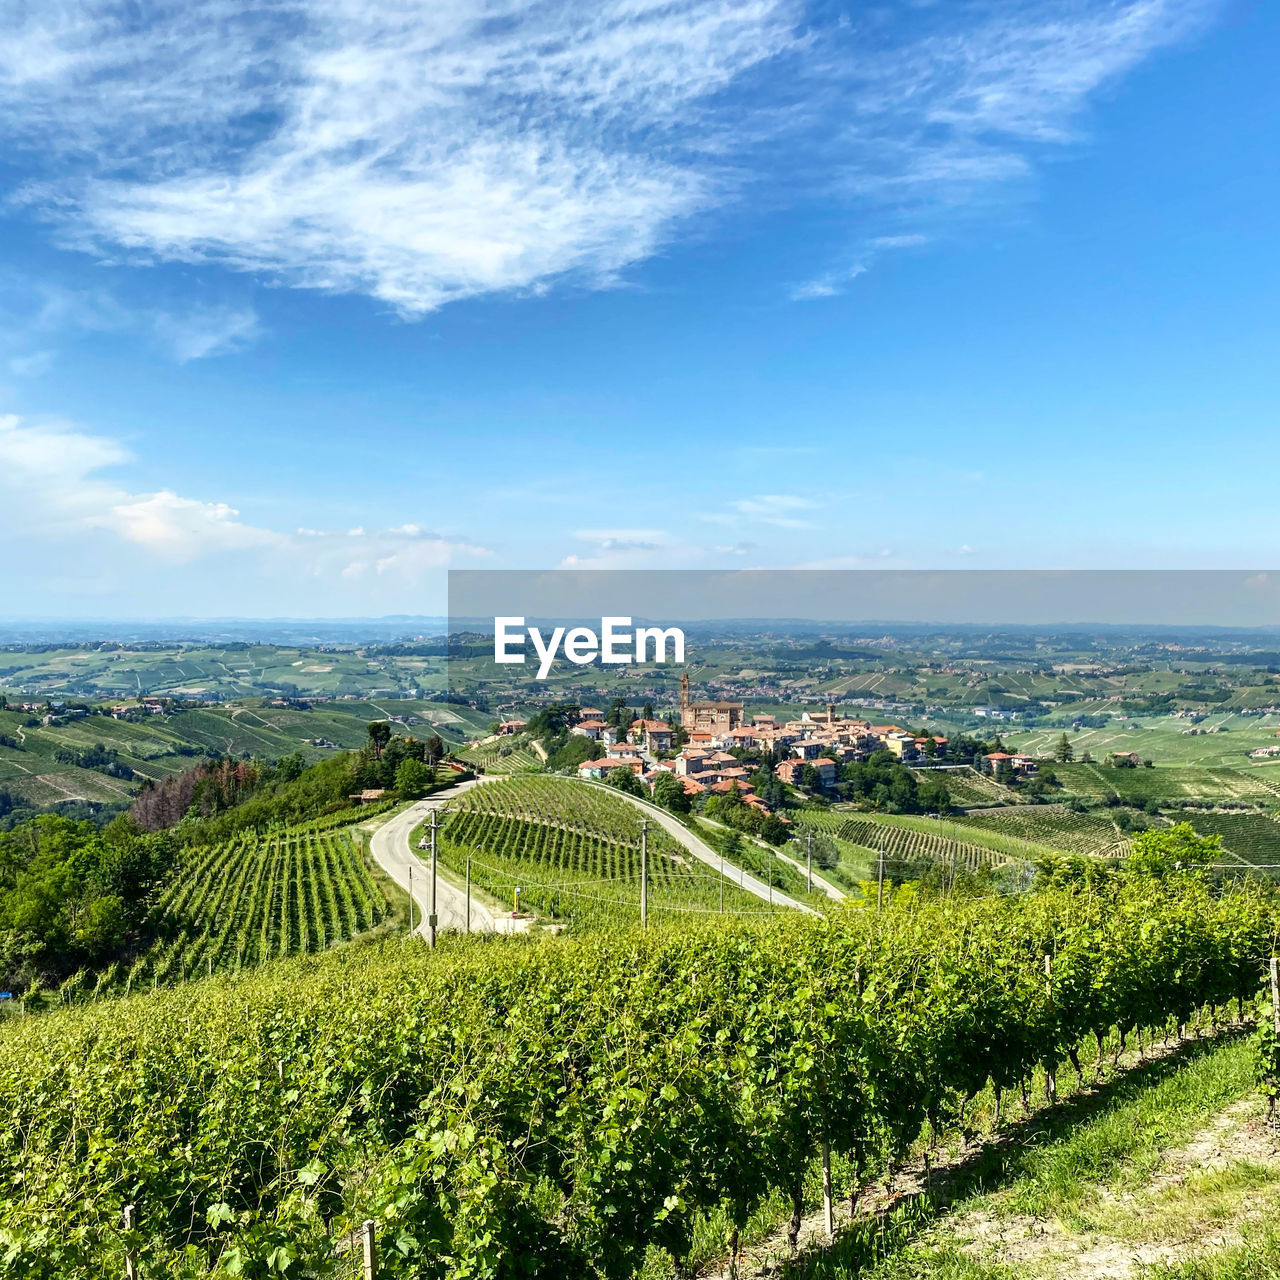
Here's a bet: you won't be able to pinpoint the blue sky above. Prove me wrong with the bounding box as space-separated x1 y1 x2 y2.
0 0 1276 617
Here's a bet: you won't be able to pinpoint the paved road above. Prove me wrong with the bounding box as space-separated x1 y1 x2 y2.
368 779 523 937
579 781 817 915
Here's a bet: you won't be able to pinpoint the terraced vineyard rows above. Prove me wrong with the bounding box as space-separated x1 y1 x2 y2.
454 735 544 774
955 803 1130 855
438 776 774 923
61 827 387 1000
827 815 1014 871
915 765 1020 807
1180 809 1280 867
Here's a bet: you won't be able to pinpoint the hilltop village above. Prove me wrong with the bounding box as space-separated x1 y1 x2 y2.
496 674 1037 837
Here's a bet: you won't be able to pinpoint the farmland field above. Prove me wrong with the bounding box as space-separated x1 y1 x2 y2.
59 823 390 1001
1178 809 1280 867
955 803 1131 855
0 873 1271 1278
436 776 774 924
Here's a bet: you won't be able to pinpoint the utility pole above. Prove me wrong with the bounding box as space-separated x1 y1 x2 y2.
428 809 439 948
639 819 648 929
806 831 813 894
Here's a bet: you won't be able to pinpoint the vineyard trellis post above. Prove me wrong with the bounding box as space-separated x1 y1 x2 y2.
123 1203 137 1280
465 855 471 934
806 831 813 894
361 1218 377 1280
1043 953 1056 1103
428 809 439 948
639 820 648 930
877 849 885 912
821 1140 834 1237
1271 957 1279 1037
408 864 414 935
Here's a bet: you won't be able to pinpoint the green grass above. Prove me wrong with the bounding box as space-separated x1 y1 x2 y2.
782 1034 1264 1280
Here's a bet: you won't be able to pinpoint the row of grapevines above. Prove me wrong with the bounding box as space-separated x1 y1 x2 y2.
58 827 387 1001
0 872 1273 1277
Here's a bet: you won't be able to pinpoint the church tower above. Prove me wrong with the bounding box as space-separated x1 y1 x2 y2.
680 672 691 727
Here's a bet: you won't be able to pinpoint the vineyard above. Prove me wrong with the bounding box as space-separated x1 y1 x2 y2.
452 735 544 775
0 874 1275 1278
436 776 774 924
56 825 388 1001
794 809 1055 873
913 765 1020 808
954 803 1131 856
1181 809 1280 867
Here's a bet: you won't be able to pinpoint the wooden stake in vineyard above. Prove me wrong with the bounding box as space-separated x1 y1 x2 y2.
639 819 648 930
361 1218 377 1280
465 854 471 934
123 1204 137 1280
1271 957 1279 1037
877 849 885 912
428 809 439 948
806 831 813 894
821 1140 834 1237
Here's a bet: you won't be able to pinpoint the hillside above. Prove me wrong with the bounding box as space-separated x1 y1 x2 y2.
0 873 1272 1278
433 775 772 925
0 697 478 817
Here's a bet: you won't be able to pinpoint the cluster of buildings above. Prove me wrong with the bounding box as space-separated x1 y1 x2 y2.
572 695 976 802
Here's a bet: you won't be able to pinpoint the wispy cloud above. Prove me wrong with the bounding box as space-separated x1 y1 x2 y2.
155 304 261 362
0 410 487 577
0 277 262 362
704 493 818 529
0 1 1215 313
2 1 796 316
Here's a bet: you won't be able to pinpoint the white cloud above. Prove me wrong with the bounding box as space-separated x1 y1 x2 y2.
0 410 488 575
3 0 796 315
0 1 1213 314
7 350 55 377
155 305 261 362
0 277 263 362
706 492 818 529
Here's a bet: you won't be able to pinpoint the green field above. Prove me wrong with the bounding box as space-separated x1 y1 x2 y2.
1179 809 1280 867
0 698 479 809
0 872 1270 1278
955 803 1131 855
1047 760 1280 805
56 821 391 1001
436 776 773 925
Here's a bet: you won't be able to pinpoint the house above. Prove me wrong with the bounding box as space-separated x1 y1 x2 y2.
631 718 673 753
578 757 645 779
497 720 527 736
573 719 610 742
708 779 755 795
776 757 838 788
679 673 744 734
349 789 387 804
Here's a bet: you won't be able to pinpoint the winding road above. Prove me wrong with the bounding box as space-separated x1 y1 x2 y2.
368 778 525 937
579 781 817 915
367 775 817 936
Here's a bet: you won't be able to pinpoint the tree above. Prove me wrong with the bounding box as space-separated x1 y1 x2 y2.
394 758 432 799
641 701 655 722
366 721 392 759
606 768 643 797
652 771 691 814
424 734 445 771
1054 733 1074 763
1128 823 1219 875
